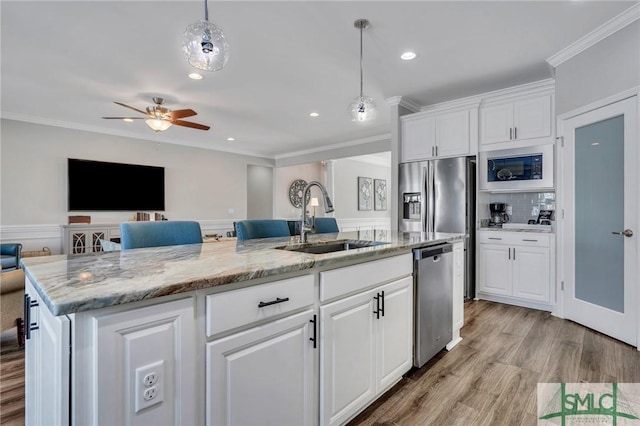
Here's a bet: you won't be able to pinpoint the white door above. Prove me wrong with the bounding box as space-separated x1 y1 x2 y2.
480 102 513 145
435 110 470 157
206 309 316 426
513 95 552 141
512 245 550 303
320 291 376 426
478 244 512 296
375 277 413 392
561 96 638 346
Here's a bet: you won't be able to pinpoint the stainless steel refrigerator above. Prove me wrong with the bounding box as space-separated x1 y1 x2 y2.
399 156 476 299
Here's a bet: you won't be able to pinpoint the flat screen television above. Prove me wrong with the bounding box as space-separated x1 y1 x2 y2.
68 158 165 211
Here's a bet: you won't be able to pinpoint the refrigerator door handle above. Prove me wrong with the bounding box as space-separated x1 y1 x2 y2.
426 164 435 233
421 165 427 232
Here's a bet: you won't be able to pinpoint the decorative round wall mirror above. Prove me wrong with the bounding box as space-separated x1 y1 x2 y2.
288 179 310 208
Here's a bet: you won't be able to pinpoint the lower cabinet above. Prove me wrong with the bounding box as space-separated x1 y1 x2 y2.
206 309 317 426
477 231 554 309
320 276 413 426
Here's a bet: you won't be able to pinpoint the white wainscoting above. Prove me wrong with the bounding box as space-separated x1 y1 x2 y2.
0 218 388 256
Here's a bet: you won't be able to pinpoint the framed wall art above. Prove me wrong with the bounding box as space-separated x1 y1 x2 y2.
357 177 372 211
374 179 387 211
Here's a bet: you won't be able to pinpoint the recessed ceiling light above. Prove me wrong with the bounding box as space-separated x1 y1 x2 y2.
591 142 600 146
123 118 134 122
227 137 235 141
188 72 203 80
401 51 417 61
309 112 320 117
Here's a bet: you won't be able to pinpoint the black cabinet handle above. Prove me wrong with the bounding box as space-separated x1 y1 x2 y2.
514 127 518 139
24 294 39 340
380 291 385 317
258 297 290 308
309 315 317 349
373 293 380 319
513 247 516 260
488 237 502 240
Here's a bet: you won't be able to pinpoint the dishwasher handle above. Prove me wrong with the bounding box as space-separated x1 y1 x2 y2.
414 243 453 260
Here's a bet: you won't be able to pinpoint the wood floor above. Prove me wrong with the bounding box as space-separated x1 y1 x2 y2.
1 300 639 425
348 300 640 426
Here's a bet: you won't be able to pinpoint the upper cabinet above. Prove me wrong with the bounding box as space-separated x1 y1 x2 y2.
479 87 554 150
401 105 478 163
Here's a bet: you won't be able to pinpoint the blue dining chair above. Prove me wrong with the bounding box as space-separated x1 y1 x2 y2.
312 217 340 234
120 221 203 250
0 243 22 271
235 220 291 241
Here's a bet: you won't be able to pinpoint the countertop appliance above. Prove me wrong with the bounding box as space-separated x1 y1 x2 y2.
413 243 453 368
489 202 510 227
399 156 476 299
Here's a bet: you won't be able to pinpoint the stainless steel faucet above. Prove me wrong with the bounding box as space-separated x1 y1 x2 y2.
300 181 334 243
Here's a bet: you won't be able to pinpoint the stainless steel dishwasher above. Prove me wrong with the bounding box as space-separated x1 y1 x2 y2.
414 243 453 368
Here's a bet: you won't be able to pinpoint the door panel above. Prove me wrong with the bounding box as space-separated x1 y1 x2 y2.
562 96 637 346
478 244 512 296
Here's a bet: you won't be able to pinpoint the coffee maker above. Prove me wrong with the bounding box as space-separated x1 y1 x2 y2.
489 203 510 227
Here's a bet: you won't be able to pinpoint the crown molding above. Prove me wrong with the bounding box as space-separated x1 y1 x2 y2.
547 3 640 68
420 96 482 114
274 133 390 160
385 96 421 113
479 79 555 105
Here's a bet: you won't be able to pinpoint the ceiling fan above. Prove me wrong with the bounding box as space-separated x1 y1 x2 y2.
102 97 210 132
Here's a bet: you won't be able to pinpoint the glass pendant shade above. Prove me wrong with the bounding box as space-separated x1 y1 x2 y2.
349 95 377 122
145 118 173 132
182 20 229 71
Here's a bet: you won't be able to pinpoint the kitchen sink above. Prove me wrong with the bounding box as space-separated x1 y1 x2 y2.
276 240 388 254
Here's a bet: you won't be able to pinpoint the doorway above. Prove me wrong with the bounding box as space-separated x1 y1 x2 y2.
560 96 638 346
247 165 274 219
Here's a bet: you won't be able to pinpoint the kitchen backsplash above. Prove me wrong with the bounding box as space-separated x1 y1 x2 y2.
489 192 556 223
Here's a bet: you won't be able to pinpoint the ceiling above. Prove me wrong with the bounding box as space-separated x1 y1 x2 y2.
0 1 635 159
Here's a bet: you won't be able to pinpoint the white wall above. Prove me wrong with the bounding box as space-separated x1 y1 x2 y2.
555 21 640 116
333 158 391 221
0 119 273 249
247 165 274 219
274 163 322 219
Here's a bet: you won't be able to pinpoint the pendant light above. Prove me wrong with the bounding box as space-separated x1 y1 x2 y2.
182 0 229 72
348 19 376 122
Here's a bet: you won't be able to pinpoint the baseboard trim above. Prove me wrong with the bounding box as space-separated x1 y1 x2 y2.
477 292 553 312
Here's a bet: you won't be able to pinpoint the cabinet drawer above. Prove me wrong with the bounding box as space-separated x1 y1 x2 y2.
320 254 413 302
206 275 314 337
478 232 550 247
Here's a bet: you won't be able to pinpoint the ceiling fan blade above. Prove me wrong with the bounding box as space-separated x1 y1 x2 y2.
172 119 210 131
102 117 145 119
167 109 197 119
114 101 147 115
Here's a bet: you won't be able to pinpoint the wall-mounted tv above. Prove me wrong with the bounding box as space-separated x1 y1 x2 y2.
68 158 165 211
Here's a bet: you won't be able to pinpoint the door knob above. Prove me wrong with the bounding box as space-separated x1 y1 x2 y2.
612 229 633 238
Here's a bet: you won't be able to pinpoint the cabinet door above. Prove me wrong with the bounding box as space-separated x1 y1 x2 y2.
435 109 470 157
478 244 512 296
376 277 413 393
480 102 513 145
513 95 551 141
401 115 436 162
320 291 376 426
512 245 550 302
207 309 316 426
25 280 70 426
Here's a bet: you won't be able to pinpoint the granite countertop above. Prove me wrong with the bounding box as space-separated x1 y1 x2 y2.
22 231 465 316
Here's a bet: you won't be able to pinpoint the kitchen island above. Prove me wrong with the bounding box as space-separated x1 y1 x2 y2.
23 231 465 426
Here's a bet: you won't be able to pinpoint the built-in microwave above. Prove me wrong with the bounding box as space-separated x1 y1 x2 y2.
479 144 554 190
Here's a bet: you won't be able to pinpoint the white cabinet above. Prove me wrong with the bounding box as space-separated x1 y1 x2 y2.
24 280 70 426
477 231 554 310
401 107 475 162
207 309 317 426
480 94 552 148
62 223 120 254
320 276 413 426
205 275 317 426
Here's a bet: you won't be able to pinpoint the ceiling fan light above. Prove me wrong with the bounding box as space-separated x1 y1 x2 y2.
349 95 376 122
182 20 229 72
145 118 173 132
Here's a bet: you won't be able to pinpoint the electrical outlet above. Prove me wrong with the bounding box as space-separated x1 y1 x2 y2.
506 205 513 215
532 206 540 216
135 360 164 413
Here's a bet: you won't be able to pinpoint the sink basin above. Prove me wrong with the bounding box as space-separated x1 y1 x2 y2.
276 240 388 255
